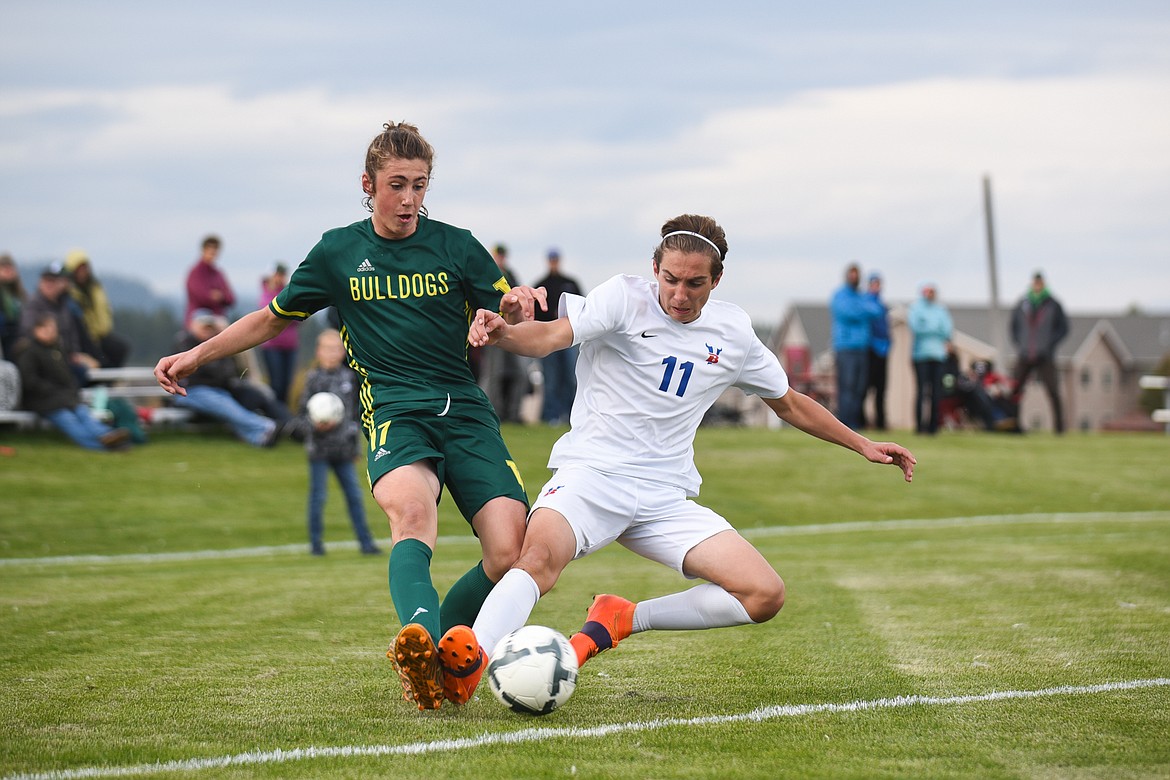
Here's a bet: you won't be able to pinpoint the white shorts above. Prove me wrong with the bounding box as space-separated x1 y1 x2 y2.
530 464 734 576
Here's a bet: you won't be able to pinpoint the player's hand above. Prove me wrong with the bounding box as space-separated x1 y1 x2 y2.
500 285 548 324
469 308 507 348
864 442 917 482
154 352 195 396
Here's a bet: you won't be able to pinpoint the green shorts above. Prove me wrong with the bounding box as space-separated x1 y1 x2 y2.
364 398 529 524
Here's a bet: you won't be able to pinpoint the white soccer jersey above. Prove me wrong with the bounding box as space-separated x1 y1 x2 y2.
548 274 790 496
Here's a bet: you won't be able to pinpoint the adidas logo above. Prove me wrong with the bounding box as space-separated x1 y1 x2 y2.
356 259 375 272
374 447 391 461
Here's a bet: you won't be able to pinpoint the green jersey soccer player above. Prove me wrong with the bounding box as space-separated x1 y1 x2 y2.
156 121 548 711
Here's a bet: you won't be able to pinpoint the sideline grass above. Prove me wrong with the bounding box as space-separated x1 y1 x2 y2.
1 427 1168 778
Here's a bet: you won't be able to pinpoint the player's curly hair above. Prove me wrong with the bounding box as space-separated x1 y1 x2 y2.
362 121 435 212
654 214 727 279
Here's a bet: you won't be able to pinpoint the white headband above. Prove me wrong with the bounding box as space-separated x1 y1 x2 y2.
661 230 722 257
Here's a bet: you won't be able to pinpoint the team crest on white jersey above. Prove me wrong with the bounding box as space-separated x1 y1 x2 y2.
356 259 375 272
706 344 722 364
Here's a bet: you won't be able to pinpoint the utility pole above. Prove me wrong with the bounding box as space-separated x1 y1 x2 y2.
982 175 1007 364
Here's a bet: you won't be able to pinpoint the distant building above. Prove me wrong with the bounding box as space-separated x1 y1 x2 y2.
716 304 1170 433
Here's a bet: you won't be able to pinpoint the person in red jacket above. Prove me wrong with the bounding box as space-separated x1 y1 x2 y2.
184 234 235 326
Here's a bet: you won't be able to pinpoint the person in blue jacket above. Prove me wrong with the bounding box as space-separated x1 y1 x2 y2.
863 272 890 430
908 282 953 434
830 263 883 430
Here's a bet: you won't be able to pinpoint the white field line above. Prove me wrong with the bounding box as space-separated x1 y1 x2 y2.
6 677 1168 780
2 510 1167 568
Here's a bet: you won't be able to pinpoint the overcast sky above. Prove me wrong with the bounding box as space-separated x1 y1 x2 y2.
2 2 1168 322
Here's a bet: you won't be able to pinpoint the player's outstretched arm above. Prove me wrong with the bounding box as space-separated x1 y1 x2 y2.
154 308 289 396
468 308 573 358
763 389 916 482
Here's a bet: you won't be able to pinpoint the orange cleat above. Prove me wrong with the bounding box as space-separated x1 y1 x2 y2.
438 625 486 705
388 623 444 711
568 594 635 668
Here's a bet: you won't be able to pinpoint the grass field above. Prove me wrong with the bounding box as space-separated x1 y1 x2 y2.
2 425 1169 779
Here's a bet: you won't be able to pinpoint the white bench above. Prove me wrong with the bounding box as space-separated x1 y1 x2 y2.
0 409 41 429
1139 375 1169 431
0 366 194 430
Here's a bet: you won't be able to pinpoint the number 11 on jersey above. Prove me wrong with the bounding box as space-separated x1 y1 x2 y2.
659 356 693 398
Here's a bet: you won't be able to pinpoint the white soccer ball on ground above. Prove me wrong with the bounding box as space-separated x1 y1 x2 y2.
487 625 578 715
306 391 345 426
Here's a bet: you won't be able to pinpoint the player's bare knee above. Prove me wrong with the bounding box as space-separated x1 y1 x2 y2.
482 544 522 581
381 496 433 538
515 546 561 594
746 576 785 623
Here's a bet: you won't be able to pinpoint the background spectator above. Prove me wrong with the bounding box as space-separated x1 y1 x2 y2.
908 281 953 434
1011 271 1069 433
185 234 235 326
0 253 26 359
258 262 299 404
533 248 582 425
13 313 131 451
170 310 278 447
65 249 130 368
479 243 528 423
830 262 882 430
863 271 890 430
298 329 380 556
20 262 100 387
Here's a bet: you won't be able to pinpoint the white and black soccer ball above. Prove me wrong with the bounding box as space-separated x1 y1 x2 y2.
487 625 578 715
306 392 345 426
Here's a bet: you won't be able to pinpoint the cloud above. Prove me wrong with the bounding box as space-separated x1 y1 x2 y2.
1 67 1168 319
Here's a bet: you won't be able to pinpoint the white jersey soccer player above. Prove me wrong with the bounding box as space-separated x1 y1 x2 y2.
548 272 788 498
434 215 916 706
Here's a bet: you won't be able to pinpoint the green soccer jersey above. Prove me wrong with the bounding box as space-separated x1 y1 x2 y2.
271 215 510 410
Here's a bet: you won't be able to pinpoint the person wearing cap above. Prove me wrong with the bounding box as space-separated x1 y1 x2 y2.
0 253 26 359
908 281 953 434
862 272 890 430
185 234 235 327
19 262 100 387
65 249 130 368
533 248 584 425
167 309 280 447
1010 272 1069 433
258 262 299 404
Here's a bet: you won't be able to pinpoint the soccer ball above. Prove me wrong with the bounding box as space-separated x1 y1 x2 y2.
306 391 345 426
487 625 578 715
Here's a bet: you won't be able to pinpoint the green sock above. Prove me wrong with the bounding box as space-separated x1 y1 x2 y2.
388 539 441 641
440 561 496 634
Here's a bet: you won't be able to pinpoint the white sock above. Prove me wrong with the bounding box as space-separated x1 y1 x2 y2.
471 568 541 658
632 583 754 632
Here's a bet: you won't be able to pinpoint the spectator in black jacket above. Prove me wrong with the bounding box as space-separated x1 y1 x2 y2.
14 313 130 450
1010 272 1070 433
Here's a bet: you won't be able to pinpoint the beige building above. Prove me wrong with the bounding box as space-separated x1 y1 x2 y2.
716 304 1170 433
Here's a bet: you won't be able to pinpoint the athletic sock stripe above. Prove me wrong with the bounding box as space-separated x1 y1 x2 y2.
580 621 613 651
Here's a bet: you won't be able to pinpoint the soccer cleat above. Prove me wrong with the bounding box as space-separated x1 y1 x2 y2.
569 594 635 668
438 625 485 705
388 623 444 711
